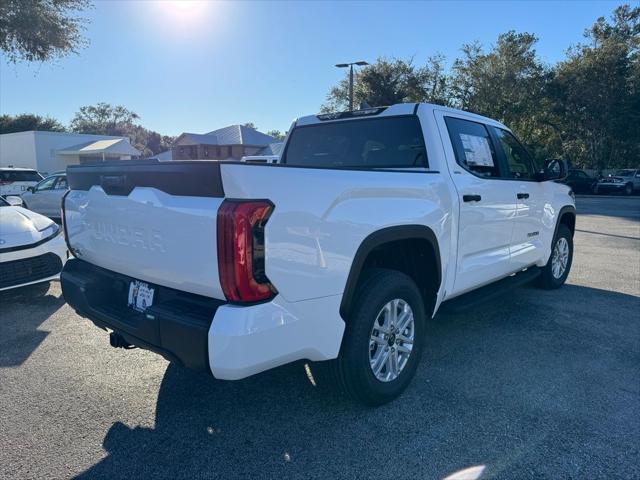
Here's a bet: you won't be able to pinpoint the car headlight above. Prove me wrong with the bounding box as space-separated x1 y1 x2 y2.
39 222 60 238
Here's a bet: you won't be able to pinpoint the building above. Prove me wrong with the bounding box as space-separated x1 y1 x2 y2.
172 125 277 161
0 131 141 175
256 142 284 157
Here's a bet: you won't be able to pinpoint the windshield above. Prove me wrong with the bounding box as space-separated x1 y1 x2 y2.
282 116 427 169
614 170 634 177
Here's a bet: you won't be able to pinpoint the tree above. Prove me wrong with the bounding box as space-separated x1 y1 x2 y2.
266 130 285 141
548 4 639 169
322 57 445 112
449 31 554 161
0 113 66 133
0 0 91 63
70 103 139 135
70 103 171 157
243 122 257 130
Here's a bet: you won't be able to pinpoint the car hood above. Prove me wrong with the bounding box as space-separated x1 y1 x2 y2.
0 207 58 249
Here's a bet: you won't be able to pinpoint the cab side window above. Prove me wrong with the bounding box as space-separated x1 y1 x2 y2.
35 176 57 191
493 128 537 180
55 176 68 190
444 117 500 178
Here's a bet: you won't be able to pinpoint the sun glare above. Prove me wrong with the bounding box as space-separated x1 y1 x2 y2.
153 0 211 26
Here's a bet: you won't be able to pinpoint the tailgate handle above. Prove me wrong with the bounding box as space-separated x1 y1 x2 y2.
100 174 129 195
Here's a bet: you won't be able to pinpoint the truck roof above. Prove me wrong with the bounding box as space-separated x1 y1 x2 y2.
295 103 508 130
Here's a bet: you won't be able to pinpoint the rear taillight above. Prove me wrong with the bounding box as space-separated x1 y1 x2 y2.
217 199 277 303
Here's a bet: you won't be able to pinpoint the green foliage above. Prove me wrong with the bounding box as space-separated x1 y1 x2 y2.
548 4 639 170
0 114 66 133
323 57 450 113
266 130 285 141
70 103 173 157
0 0 91 63
321 4 640 169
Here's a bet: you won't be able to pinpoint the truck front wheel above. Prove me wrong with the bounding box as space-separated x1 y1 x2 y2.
319 268 426 406
539 224 573 289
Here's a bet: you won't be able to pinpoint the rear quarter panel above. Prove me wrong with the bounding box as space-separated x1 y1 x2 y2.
221 163 453 304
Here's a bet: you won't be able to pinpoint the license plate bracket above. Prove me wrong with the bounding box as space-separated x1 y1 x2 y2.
128 280 155 312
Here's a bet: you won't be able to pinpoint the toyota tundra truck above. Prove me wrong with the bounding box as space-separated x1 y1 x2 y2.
60 103 576 405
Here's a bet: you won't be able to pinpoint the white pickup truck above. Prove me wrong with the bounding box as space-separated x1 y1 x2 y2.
61 103 576 405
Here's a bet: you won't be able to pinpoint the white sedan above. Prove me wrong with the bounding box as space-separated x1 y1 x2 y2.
0 196 68 291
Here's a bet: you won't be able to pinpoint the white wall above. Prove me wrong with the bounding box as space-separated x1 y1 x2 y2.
0 131 130 175
0 131 38 169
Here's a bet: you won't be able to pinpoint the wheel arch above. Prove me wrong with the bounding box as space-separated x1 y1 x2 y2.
339 225 441 320
555 205 576 238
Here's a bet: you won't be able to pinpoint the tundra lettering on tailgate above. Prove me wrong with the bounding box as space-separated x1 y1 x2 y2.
91 220 166 252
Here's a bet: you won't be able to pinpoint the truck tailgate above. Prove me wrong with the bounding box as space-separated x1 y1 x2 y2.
64 161 226 299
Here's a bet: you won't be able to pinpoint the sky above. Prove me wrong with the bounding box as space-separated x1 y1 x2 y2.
0 0 623 137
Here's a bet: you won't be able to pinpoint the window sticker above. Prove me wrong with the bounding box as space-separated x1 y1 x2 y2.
459 133 494 167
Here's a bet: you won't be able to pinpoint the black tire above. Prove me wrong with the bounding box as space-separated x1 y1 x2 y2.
311 268 426 406
625 183 633 196
538 224 573 289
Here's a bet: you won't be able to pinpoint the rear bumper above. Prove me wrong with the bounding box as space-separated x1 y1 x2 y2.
209 294 344 379
61 259 345 378
61 259 225 371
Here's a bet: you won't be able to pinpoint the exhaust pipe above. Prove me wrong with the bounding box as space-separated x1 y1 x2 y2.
109 332 134 349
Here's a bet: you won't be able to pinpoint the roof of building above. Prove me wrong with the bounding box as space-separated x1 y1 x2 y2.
174 125 277 147
57 138 141 156
257 142 284 156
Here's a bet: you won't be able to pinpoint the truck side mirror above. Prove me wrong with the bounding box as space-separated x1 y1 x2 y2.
27 186 35 193
536 158 568 182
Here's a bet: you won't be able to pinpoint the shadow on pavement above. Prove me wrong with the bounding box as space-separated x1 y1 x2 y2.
0 282 65 367
575 196 640 221
77 283 640 480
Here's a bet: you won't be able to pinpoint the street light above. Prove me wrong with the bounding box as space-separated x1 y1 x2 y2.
335 61 369 111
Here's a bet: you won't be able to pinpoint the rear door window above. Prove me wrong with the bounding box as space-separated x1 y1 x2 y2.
492 128 537 180
282 116 427 169
444 117 500 178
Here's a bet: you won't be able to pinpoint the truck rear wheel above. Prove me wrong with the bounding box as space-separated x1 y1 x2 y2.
539 224 573 289
313 268 425 406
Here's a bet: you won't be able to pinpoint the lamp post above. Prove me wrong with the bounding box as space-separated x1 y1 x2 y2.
335 61 369 111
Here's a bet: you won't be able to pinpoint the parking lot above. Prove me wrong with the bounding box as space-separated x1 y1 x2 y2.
1 196 638 480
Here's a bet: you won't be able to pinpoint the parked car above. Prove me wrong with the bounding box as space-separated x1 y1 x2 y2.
21 172 68 219
594 169 640 195
0 167 43 198
561 169 597 194
0 195 67 291
60 103 575 405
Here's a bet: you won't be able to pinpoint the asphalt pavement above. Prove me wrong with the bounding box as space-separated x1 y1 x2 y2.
1 195 638 479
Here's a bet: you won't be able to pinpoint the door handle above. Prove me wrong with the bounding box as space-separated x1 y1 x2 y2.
517 193 530 199
463 194 482 202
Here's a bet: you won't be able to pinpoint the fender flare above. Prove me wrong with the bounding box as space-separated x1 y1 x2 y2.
339 225 441 319
554 205 577 239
